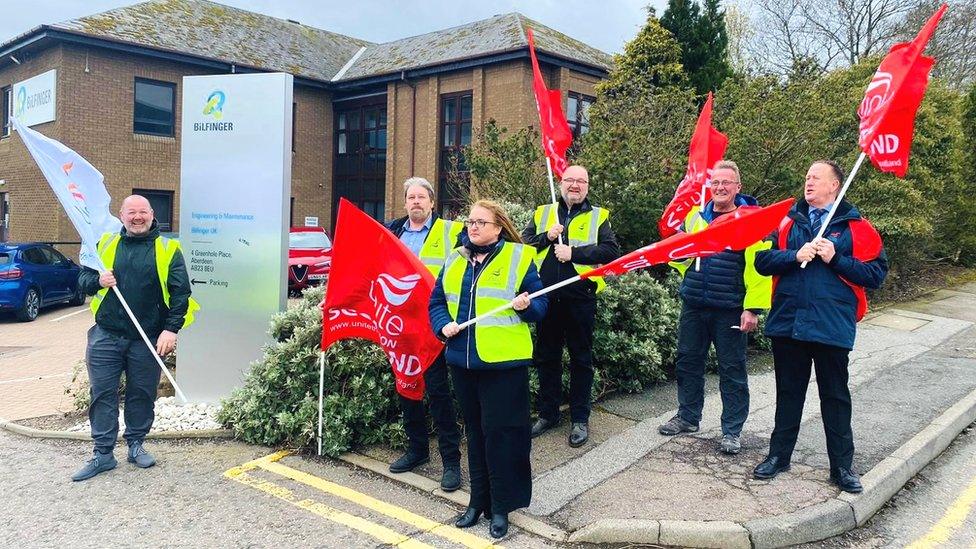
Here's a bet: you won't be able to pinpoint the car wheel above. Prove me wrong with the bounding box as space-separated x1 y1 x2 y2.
17 287 40 322
69 285 86 306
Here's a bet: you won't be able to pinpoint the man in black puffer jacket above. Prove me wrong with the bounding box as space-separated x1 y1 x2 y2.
658 160 771 455
72 195 193 481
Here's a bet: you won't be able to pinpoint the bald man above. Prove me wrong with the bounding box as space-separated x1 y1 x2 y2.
72 195 193 481
522 165 620 447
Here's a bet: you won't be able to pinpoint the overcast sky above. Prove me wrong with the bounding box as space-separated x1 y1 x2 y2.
0 0 668 55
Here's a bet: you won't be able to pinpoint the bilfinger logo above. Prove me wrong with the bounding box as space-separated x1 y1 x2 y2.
376 273 422 307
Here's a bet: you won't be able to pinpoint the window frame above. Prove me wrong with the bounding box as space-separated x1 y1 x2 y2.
1 85 11 138
437 91 474 217
132 188 175 232
133 77 177 137
566 91 595 140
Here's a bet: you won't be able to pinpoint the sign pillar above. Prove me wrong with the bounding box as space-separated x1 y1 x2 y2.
177 73 293 402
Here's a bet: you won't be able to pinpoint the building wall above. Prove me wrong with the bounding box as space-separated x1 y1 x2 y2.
384 59 602 219
0 43 334 252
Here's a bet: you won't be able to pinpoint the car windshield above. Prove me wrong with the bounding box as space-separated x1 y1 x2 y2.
0 253 9 266
289 232 332 249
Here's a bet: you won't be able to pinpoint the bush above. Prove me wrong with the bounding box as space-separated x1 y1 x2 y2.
217 286 405 456
592 271 681 395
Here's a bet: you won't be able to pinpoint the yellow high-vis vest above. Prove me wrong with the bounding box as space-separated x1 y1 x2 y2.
668 206 772 311
532 204 610 293
418 218 464 277
90 233 200 328
442 241 534 363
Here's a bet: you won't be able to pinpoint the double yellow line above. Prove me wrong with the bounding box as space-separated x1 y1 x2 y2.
907 470 976 549
225 451 500 549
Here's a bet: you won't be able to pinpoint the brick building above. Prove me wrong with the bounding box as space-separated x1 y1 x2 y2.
0 0 610 246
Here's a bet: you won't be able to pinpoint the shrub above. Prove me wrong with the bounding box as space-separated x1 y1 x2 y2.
217 286 404 456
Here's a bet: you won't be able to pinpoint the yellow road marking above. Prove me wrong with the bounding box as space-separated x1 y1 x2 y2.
258 459 500 549
225 451 501 549
907 470 976 549
229 470 434 549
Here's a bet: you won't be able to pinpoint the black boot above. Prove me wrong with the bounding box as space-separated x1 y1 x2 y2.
489 513 509 538
454 507 483 528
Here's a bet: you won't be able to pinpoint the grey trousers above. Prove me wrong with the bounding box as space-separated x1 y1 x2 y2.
86 325 161 453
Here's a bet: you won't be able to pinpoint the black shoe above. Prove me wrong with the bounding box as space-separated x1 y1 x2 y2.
569 422 589 448
530 417 558 438
830 467 863 493
440 465 461 492
454 507 483 528
658 414 699 436
753 455 791 480
489 513 509 539
389 452 429 473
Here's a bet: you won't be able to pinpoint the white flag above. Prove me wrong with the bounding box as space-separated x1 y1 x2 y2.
11 117 121 271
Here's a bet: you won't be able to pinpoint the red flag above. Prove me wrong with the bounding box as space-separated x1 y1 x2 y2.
527 27 573 178
659 92 729 238
858 4 947 178
588 198 794 278
321 199 443 401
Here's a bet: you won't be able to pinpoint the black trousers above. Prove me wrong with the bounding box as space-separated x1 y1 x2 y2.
398 352 461 466
452 365 532 515
86 325 161 454
675 303 749 436
534 297 597 423
768 337 854 470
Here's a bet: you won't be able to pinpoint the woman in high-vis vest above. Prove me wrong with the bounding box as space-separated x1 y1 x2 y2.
428 200 548 539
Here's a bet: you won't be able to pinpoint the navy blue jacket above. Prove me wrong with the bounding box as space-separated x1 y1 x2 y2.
428 240 548 369
755 200 888 350
679 194 763 311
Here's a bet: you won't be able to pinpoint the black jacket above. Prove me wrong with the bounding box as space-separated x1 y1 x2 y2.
386 213 465 247
79 221 192 339
521 198 620 300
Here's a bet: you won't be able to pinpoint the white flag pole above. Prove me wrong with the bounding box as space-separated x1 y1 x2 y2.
694 182 707 271
800 152 867 268
544 157 564 245
317 351 326 457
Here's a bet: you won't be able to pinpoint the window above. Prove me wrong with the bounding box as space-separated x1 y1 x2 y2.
566 92 595 139
438 92 473 217
21 247 50 265
133 189 174 232
292 102 297 152
40 246 68 265
134 78 176 136
1 86 11 138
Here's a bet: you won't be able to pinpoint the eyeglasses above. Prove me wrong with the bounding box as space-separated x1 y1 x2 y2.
709 180 739 188
562 178 589 185
463 219 498 229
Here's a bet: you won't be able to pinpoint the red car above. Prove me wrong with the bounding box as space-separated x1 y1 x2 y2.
288 227 332 295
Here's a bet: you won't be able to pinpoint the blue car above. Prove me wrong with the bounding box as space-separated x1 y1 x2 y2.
0 243 86 321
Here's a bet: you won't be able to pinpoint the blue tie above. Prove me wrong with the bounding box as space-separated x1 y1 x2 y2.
810 209 826 232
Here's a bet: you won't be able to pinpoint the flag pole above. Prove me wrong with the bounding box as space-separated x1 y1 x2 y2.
800 151 867 268
107 283 188 402
455 275 582 331
317 350 326 457
694 182 707 271
545 157 564 245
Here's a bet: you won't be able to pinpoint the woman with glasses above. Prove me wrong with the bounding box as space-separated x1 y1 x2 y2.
428 199 548 539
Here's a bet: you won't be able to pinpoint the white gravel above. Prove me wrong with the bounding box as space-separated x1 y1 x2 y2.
67 396 223 433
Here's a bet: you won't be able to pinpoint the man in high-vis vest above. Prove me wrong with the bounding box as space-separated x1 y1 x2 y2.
385 177 464 491
752 160 887 494
72 195 194 481
658 160 771 456
522 165 620 448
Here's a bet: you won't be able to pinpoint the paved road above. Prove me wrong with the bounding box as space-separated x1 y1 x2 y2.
815 421 976 548
0 430 554 548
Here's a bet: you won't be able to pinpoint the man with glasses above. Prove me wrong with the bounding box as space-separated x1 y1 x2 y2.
386 177 464 492
522 165 620 447
658 160 771 455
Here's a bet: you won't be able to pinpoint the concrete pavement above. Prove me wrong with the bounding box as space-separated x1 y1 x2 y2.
4 282 976 547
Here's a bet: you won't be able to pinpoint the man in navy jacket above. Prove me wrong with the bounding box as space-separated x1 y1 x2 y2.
751 160 888 494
